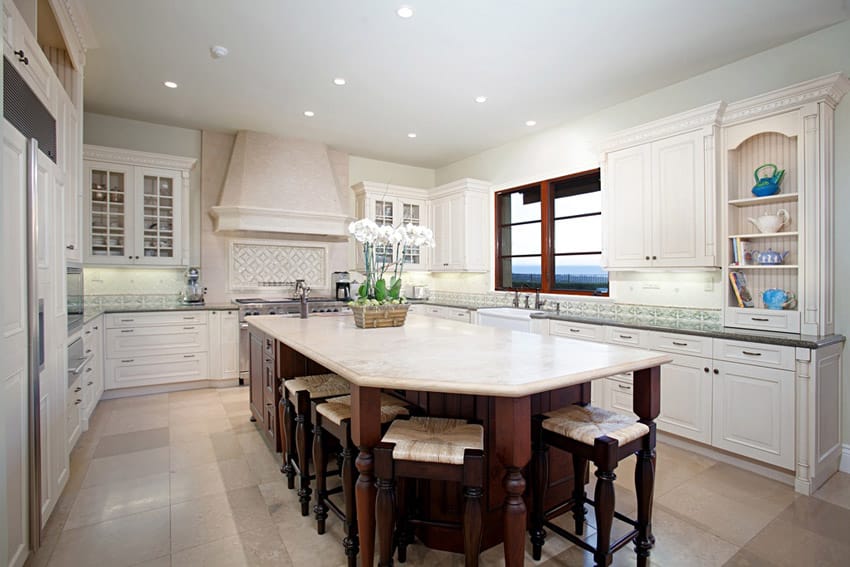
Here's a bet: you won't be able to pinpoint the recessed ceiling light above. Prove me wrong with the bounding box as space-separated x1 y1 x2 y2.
163 81 178 89
525 120 537 126
210 45 229 59
333 78 346 86
304 111 315 117
475 96 488 103
407 133 417 138
397 5 414 18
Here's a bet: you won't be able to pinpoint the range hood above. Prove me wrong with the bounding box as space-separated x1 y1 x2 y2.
210 131 351 237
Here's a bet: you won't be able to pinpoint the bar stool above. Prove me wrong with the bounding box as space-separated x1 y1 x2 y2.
530 404 654 567
280 373 351 515
374 416 485 567
311 393 412 567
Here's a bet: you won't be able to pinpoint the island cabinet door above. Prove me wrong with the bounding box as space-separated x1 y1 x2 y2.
656 354 712 444
711 360 795 469
248 330 265 424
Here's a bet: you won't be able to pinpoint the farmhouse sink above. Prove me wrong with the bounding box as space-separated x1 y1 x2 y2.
476 307 545 332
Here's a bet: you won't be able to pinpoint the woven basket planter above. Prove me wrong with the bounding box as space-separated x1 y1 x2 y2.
351 303 410 329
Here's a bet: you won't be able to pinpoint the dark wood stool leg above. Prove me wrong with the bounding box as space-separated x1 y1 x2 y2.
634 423 657 567
592 437 618 567
530 416 548 561
375 443 396 567
295 390 312 516
462 449 485 567
312 408 328 534
341 421 359 567
572 453 588 535
395 477 410 563
282 393 296 489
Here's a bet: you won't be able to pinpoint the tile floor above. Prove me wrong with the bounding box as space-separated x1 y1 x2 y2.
28 386 850 566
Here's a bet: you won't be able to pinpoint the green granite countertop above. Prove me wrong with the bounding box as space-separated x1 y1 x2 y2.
82 303 237 324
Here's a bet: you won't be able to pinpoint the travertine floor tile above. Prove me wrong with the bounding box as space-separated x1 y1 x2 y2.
172 524 291 567
134 555 172 567
65 472 170 530
93 426 170 459
813 471 850 511
170 458 257 503
82 446 170 488
103 407 170 435
47 507 170 567
738 516 850 567
171 493 240 552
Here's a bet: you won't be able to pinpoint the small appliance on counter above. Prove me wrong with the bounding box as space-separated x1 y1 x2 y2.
332 271 351 301
411 285 430 300
180 267 205 304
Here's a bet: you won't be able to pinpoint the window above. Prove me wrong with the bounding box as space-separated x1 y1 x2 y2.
495 169 608 296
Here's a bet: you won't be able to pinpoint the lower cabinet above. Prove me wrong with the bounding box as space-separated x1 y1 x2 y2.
712 360 795 469
80 318 103 428
248 327 277 446
209 309 240 381
105 352 209 389
408 304 472 323
66 375 83 453
657 354 713 444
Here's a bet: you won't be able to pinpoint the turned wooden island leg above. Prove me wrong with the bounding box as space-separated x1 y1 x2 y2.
632 366 661 567
494 396 532 567
351 386 382 567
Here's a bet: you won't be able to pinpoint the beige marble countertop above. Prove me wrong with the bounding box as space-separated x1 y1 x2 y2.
247 313 672 397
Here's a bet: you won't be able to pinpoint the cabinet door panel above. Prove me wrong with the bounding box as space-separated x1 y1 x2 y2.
652 131 707 266
712 361 794 469
604 145 651 267
85 162 135 264
105 353 209 389
657 354 712 443
135 167 182 265
105 325 209 358
220 311 240 379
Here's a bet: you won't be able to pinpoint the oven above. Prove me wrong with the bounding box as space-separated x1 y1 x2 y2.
67 262 83 335
236 298 350 385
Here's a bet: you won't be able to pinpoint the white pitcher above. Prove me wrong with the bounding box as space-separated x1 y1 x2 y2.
748 209 789 234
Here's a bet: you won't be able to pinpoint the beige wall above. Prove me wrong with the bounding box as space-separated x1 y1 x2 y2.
349 155 435 188
83 112 203 268
435 20 850 446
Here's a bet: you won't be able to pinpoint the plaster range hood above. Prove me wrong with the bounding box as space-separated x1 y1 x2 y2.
210 131 351 237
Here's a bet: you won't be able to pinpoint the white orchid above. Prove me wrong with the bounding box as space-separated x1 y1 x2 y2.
348 217 436 304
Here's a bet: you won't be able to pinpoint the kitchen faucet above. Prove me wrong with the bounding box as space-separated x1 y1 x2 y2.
523 294 530 309
512 290 520 308
295 279 310 318
534 289 546 310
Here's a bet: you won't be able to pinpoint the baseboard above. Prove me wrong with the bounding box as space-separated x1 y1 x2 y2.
102 378 242 399
840 444 850 474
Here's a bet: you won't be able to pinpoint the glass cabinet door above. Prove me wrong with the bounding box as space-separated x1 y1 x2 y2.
86 163 134 264
135 167 181 265
402 202 421 264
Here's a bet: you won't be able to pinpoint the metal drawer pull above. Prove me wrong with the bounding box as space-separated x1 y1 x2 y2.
672 341 688 346
183 326 195 330
85 348 91 354
120 329 133 333
183 354 195 358
120 319 135 322
121 359 134 363
751 317 769 322
617 384 631 390
619 334 633 339
74 399 82 405
87 381 93 386
183 316 196 320
569 328 581 333
86 368 92 372
74 386 82 393
741 350 762 356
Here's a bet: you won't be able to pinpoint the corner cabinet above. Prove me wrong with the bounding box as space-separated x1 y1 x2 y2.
83 145 197 266
429 179 489 272
602 102 723 269
720 74 849 336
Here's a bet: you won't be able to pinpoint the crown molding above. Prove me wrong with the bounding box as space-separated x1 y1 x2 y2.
351 181 430 200
48 0 98 69
722 72 850 125
83 144 197 171
601 102 725 152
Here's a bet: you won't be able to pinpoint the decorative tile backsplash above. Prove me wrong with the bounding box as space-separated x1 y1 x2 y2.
84 267 186 296
229 240 328 291
428 290 721 323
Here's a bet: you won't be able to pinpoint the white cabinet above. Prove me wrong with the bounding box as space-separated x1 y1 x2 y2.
657 354 713 444
83 146 196 266
104 311 210 390
604 126 718 269
549 320 604 342
409 304 471 323
429 179 489 272
3 0 55 112
352 182 430 271
712 360 794 469
80 317 103 428
66 374 83 453
209 309 240 381
57 93 83 262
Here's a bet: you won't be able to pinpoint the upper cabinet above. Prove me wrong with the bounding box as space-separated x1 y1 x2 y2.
602 102 723 269
83 145 197 266
3 0 55 111
720 73 849 336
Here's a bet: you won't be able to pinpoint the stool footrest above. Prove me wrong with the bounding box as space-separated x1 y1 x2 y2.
543 519 638 556
582 497 639 528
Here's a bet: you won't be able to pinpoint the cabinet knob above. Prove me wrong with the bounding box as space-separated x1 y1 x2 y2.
645 256 650 260
704 367 709 373
713 369 719 375
66 244 75 250
14 50 28 65
652 255 657 260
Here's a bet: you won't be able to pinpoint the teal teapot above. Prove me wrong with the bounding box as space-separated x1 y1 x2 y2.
752 164 785 197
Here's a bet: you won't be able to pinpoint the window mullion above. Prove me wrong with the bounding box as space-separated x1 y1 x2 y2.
540 181 552 293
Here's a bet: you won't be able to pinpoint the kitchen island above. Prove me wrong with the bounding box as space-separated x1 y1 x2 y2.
247 313 672 566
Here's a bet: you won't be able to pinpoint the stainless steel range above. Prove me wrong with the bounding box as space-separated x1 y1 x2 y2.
236 297 350 385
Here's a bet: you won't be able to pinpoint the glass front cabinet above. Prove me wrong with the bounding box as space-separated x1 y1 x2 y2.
83 146 196 266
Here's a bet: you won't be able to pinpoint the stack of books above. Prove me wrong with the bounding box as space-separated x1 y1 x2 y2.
729 271 754 308
730 237 753 266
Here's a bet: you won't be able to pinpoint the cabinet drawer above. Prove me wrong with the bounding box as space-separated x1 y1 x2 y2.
725 308 801 334
263 334 275 358
106 325 209 358
712 339 795 371
648 331 712 357
423 306 445 318
442 307 471 322
605 327 646 347
105 311 208 328
105 352 209 389
606 377 637 418
549 320 604 341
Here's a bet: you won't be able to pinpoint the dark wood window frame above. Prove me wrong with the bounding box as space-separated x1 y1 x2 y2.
494 168 608 297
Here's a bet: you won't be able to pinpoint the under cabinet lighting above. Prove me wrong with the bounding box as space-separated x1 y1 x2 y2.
304 111 315 117
164 81 178 89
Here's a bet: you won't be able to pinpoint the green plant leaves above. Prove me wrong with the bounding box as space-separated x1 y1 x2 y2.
358 282 368 299
389 278 402 299
374 279 388 302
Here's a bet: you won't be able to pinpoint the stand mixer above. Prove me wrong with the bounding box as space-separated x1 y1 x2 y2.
180 267 205 304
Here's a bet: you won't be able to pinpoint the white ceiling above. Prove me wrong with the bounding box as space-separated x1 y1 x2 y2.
81 0 848 168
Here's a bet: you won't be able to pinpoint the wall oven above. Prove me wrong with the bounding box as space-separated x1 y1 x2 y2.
67 262 83 335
